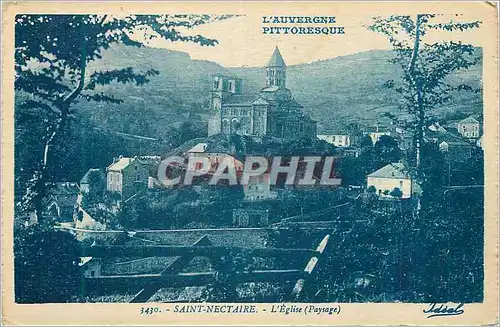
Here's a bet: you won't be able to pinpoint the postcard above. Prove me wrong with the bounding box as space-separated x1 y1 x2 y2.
1 1 498 326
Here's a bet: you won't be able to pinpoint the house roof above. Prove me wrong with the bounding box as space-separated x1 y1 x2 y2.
428 122 447 133
188 143 208 153
107 157 134 171
367 163 410 179
459 116 479 124
44 182 80 209
267 46 286 67
79 257 93 267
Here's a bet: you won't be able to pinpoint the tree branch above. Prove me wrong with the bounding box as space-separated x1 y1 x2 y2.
62 29 88 106
408 14 421 77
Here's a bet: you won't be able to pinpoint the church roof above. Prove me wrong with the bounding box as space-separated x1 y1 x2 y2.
252 97 269 105
267 46 286 67
261 86 280 92
222 94 257 106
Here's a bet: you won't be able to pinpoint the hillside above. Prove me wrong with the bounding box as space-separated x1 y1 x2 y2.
79 45 482 138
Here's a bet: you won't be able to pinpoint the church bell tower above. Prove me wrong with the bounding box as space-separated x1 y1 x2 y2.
265 46 286 88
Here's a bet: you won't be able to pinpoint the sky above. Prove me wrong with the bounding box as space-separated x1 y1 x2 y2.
138 14 485 68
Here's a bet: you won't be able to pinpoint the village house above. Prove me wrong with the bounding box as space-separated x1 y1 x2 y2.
424 125 474 162
340 146 361 158
243 173 278 201
42 182 80 223
436 135 474 161
317 134 351 147
187 142 244 176
457 116 480 139
79 257 101 278
368 131 391 145
106 156 151 199
208 47 317 140
367 163 412 199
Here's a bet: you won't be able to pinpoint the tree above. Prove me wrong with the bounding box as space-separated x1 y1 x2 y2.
374 135 402 166
368 15 481 176
389 187 403 198
360 134 374 148
15 14 225 223
15 227 81 303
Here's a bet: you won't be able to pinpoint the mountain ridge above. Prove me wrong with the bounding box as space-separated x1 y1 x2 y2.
80 44 482 139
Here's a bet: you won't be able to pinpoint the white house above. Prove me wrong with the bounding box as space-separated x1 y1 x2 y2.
368 131 391 144
243 173 278 201
366 163 412 199
457 116 480 139
106 156 150 199
186 142 244 174
79 257 101 278
317 134 351 147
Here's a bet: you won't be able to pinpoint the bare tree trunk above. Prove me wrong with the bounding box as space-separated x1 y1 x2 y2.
409 14 423 173
30 32 88 224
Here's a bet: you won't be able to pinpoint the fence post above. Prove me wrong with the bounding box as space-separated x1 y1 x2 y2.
290 234 330 301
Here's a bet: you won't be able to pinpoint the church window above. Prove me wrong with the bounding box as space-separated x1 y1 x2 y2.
214 79 220 90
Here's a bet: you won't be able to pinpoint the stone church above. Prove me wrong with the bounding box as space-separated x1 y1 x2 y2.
208 47 317 139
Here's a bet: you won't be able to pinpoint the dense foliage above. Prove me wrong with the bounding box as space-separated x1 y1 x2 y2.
15 227 82 303
368 14 481 173
15 14 223 223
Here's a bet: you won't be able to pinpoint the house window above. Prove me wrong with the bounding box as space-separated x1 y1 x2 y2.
136 174 140 181
90 271 95 277
195 162 203 170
